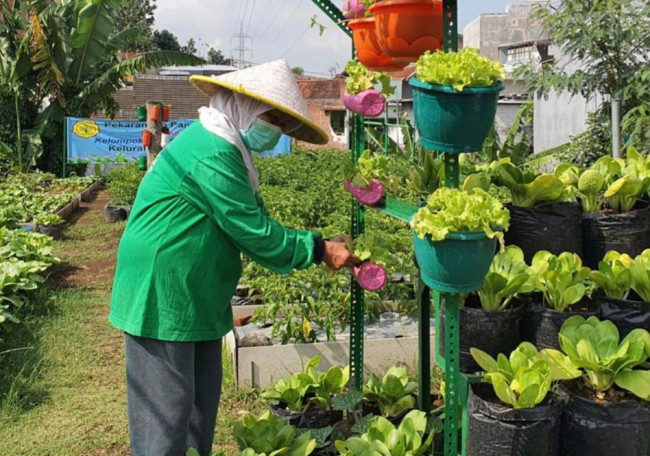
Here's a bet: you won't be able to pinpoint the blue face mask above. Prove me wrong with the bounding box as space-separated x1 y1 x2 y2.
241 118 283 152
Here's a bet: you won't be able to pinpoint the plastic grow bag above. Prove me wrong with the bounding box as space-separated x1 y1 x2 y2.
520 299 600 350
581 203 650 269
560 387 650 456
504 202 582 264
466 383 562 456
270 403 343 429
438 297 523 373
595 294 650 337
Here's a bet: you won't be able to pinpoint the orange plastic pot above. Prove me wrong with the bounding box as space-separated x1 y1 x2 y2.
370 0 444 61
348 18 405 72
162 105 170 121
141 130 151 147
150 104 161 121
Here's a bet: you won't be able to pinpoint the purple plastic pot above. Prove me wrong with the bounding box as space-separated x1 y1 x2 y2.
354 262 388 291
343 0 365 19
343 178 385 206
343 89 386 117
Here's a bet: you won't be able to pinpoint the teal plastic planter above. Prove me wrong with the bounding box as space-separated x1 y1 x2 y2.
409 78 504 153
413 230 497 293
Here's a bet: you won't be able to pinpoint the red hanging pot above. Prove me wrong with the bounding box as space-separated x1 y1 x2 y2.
343 178 385 206
353 262 388 291
343 89 386 117
348 18 405 72
141 130 152 147
370 0 444 62
150 105 161 121
162 105 171 122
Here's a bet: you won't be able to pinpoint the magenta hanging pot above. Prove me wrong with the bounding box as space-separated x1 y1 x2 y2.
343 89 386 118
343 0 365 19
353 262 388 291
343 178 385 206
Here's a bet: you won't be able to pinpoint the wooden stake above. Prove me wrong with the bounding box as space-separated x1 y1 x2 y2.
146 101 163 168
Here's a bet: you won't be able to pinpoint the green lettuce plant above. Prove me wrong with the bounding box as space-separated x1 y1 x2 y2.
32 213 65 226
335 410 434 456
541 316 650 401
345 60 395 97
349 232 392 267
577 168 606 213
492 160 566 208
471 342 580 409
233 411 316 456
589 250 633 300
478 245 534 311
629 249 650 302
261 355 349 412
362 365 418 418
344 149 393 189
529 251 591 312
414 48 506 91
410 187 510 242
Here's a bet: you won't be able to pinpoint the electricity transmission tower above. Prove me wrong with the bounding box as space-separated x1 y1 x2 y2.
230 22 254 68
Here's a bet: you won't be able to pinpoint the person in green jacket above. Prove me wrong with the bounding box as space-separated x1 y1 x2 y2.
109 60 359 456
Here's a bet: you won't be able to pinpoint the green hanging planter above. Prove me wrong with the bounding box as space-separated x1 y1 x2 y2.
409 78 504 153
413 230 497 293
136 105 146 121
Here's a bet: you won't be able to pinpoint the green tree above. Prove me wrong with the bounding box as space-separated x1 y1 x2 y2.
182 38 197 55
153 29 181 51
291 66 305 76
517 0 650 157
112 0 157 51
6 0 205 174
206 48 232 65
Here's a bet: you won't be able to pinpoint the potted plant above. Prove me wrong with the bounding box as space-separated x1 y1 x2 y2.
491 159 581 263
232 410 317 456
105 161 144 223
467 342 579 456
590 250 650 337
343 60 395 118
577 149 650 268
410 187 510 293
438 245 533 373
409 48 505 153
347 1 405 71
32 213 65 240
540 316 650 456
370 0 444 61
362 365 418 420
343 150 392 206
261 355 349 428
342 0 366 19
520 250 600 350
348 232 390 292
335 409 434 456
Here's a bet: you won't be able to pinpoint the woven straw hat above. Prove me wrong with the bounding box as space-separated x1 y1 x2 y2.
190 60 328 145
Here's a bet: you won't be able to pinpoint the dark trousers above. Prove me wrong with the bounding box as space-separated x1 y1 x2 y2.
124 333 223 456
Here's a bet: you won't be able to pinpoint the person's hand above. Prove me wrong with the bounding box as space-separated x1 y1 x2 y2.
322 240 360 271
329 234 354 245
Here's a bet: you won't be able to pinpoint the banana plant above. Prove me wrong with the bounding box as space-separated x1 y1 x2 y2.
478 245 534 311
541 316 650 400
529 251 591 312
471 342 580 409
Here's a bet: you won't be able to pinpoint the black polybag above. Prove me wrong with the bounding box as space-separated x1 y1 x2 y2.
560 387 650 456
466 384 562 456
581 203 650 269
438 297 523 373
504 202 582 264
270 403 342 428
595 294 650 337
520 299 600 350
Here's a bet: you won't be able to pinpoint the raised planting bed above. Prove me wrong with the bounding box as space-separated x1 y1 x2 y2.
226 312 435 388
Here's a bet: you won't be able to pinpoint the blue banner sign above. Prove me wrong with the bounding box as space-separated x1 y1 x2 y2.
66 117 194 161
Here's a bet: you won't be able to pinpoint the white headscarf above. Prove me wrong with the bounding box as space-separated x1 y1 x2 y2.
198 91 271 190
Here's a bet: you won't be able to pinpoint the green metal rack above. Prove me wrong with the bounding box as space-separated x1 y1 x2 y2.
310 1 469 454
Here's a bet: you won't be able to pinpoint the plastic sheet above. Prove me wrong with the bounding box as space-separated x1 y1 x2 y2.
560 387 650 456
438 298 523 373
466 384 562 456
504 203 582 264
270 403 343 429
596 295 650 337
581 204 650 269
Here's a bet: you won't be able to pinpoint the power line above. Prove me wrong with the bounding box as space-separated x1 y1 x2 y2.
281 23 311 58
252 0 272 39
246 0 257 36
262 0 304 54
234 0 245 36
257 0 290 41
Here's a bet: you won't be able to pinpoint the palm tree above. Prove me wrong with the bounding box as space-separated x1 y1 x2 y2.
0 0 205 174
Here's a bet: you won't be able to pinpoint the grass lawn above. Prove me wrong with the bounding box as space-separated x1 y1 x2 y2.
0 190 264 455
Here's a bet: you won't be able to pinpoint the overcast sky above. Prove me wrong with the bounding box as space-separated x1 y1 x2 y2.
155 0 531 76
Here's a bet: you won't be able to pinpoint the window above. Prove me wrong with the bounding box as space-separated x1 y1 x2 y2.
328 110 345 136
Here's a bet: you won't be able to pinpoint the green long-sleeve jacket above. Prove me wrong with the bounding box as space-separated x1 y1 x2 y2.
109 121 315 341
